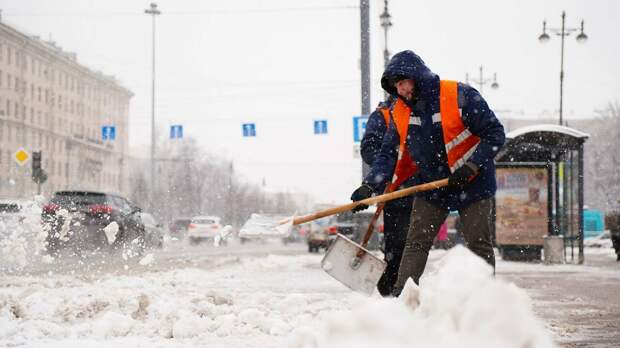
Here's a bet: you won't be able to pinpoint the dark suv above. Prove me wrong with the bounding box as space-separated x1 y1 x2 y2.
43 191 145 255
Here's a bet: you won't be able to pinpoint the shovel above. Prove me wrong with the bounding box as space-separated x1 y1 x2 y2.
280 178 449 294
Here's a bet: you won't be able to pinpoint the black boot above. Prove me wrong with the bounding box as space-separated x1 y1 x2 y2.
616 253 620 262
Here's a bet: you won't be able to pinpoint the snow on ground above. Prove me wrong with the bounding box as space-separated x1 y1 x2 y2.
0 198 47 270
0 245 555 348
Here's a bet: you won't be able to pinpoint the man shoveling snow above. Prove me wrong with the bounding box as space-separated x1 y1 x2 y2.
351 50 505 296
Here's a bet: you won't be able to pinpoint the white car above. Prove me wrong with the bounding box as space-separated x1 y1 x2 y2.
238 213 290 243
187 216 222 245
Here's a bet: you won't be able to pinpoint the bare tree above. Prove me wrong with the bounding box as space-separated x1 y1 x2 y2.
584 101 620 212
128 136 308 227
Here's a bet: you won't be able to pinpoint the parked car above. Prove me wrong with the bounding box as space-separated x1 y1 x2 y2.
139 212 164 249
336 208 383 250
187 216 223 245
169 217 192 239
306 216 337 253
0 199 38 224
42 191 145 255
238 213 290 243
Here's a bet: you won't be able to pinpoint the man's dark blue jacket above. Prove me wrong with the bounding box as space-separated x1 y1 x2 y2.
364 50 506 211
361 100 412 210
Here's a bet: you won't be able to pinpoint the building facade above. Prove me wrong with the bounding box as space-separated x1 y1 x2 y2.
0 20 132 199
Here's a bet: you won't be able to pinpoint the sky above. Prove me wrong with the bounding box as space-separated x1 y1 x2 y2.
1 0 619 204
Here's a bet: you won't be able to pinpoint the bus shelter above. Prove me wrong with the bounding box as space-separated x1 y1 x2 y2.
494 124 589 263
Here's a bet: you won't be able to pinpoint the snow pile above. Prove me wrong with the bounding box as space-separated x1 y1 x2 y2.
308 246 555 348
103 222 119 245
0 248 555 347
138 253 154 266
0 198 47 270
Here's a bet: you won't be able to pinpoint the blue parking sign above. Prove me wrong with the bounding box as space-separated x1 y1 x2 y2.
170 125 183 139
102 125 116 141
242 123 256 137
352 116 368 143
314 120 328 134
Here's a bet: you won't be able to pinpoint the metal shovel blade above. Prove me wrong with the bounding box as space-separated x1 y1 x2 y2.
320 234 386 295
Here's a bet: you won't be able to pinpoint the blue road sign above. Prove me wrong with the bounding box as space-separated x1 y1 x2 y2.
314 120 328 135
102 125 116 141
242 123 256 137
352 116 368 143
170 125 183 139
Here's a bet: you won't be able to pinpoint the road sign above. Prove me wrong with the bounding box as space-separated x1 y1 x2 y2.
242 123 256 137
102 125 116 141
170 125 183 139
353 116 368 143
14 147 30 166
314 120 328 135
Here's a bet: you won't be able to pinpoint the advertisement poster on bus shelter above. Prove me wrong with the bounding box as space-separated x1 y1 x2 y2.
495 167 548 246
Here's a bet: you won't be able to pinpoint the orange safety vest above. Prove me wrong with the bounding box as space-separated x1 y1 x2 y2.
391 80 480 178
380 106 418 192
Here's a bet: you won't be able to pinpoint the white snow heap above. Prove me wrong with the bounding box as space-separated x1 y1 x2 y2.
103 222 119 245
138 253 154 266
316 246 555 348
0 197 47 270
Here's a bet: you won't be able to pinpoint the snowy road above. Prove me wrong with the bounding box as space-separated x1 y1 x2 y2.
1 237 617 347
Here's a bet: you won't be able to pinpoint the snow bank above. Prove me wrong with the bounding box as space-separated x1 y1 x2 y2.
0 247 555 347
0 198 47 271
307 246 555 348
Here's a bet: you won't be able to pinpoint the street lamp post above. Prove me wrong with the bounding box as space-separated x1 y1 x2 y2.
145 3 161 204
379 0 392 100
465 66 499 95
379 0 392 69
538 11 588 126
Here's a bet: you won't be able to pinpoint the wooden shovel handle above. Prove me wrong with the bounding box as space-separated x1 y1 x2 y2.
357 184 391 252
290 178 448 226
355 202 385 258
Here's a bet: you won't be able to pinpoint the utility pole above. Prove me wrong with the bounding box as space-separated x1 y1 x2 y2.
360 0 370 117
145 2 161 204
360 0 370 177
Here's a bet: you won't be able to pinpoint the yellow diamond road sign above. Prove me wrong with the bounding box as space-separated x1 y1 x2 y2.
14 147 30 166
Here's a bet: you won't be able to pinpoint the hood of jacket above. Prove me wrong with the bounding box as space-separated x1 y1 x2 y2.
381 50 439 102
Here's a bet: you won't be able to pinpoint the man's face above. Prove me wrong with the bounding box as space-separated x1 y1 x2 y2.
395 79 415 101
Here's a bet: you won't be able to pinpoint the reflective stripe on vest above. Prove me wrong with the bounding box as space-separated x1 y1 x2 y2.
389 80 480 177
380 107 391 127
439 80 480 173
389 99 418 190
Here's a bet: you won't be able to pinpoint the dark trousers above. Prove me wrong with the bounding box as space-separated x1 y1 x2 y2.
377 203 411 296
393 197 495 296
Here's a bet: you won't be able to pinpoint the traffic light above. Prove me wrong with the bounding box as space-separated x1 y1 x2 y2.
32 151 41 171
31 151 47 185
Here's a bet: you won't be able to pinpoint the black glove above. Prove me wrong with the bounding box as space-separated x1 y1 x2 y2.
448 162 479 190
350 184 374 213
